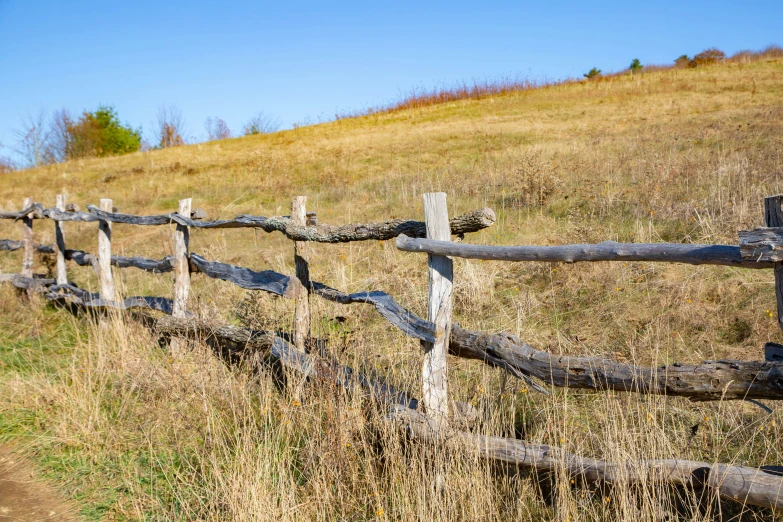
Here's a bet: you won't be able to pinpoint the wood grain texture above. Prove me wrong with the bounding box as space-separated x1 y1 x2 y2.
97 199 116 301
21 197 33 279
3 274 56 290
450 325 783 400
54 195 68 285
396 235 774 269
189 253 302 298
739 227 783 261
46 283 175 314
422 193 452 424
764 195 783 332
0 239 23 251
42 207 98 222
83 205 495 241
388 405 783 510
311 282 436 342
172 198 191 318
0 202 44 220
292 196 311 351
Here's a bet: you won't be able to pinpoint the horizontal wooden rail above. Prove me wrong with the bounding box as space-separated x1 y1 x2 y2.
0 203 44 220
311 282 437 343
46 284 175 314
389 406 783 510
0 274 55 290
3 203 495 242
0 239 24 251
449 326 783 401
396 235 773 269
46 246 175 273
86 205 496 241
189 254 302 298
8 264 783 401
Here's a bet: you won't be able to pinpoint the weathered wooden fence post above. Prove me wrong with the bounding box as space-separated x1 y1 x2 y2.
21 197 33 279
54 194 68 285
765 195 783 332
292 196 311 352
422 192 453 427
172 198 192 318
97 198 116 301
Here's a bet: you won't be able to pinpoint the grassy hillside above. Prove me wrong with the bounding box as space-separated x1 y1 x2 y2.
1 55 783 520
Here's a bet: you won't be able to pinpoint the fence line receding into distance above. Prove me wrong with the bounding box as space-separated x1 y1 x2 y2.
2 192 783 510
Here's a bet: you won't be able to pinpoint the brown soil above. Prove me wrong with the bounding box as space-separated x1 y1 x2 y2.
0 445 78 522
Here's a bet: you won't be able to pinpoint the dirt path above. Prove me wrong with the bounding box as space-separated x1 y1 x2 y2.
0 445 78 522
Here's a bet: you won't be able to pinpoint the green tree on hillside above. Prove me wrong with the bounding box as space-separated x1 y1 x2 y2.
583 67 601 79
53 105 141 159
674 54 691 68
629 58 643 73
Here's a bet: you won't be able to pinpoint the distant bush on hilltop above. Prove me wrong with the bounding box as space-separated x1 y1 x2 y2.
54 105 142 160
11 106 141 168
583 67 602 79
690 48 726 67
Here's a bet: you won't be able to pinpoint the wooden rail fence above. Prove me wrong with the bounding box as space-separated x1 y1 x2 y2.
2 192 783 509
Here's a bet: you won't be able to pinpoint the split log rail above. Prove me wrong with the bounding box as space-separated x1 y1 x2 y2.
2 192 783 510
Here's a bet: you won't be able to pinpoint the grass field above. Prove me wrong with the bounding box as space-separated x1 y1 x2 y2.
1 52 783 520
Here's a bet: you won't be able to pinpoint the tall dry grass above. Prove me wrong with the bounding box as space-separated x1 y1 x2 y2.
1 49 783 520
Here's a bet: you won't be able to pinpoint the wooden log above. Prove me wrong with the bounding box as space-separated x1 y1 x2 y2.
308 279 781 400
39 247 173 273
189 254 302 298
172 198 191 318
388 405 783 510
0 202 44 220
311 282 437 343
0 239 23 251
21 197 34 279
46 284 176 315
154 316 418 409
83 204 496 241
3 274 56 290
54 195 68 285
739 227 783 262
765 195 783 332
450 325 783 400
43 207 98 222
97 198 116 301
422 193 452 424
292 196 311 352
396 235 774 269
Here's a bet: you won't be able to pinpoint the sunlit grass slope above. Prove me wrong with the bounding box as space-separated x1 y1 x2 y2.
1 55 783 521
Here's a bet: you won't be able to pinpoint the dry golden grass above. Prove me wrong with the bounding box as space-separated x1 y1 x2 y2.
1 53 783 520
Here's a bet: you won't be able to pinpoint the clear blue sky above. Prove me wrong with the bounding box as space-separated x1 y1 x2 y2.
1 0 780 154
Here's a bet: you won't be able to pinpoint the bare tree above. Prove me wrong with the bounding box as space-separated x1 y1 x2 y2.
0 142 16 174
243 112 281 135
205 116 232 141
12 110 56 168
156 105 186 148
48 108 74 162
